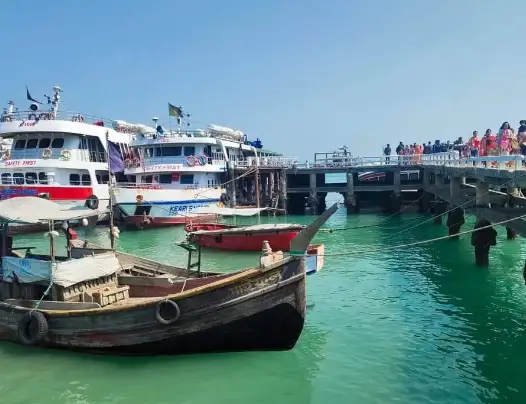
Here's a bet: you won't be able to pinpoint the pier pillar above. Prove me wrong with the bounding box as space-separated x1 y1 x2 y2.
269 172 275 207
345 172 359 214
307 173 318 214
471 219 497 266
433 202 447 225
227 162 237 208
278 170 287 211
389 191 402 213
449 176 462 199
435 173 445 191
446 206 464 239
393 170 401 194
419 191 431 213
505 187 520 240
475 182 490 207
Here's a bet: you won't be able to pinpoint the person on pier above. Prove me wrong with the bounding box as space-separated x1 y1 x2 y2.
468 131 480 157
497 122 512 156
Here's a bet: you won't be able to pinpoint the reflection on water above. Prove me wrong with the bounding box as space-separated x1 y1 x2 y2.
2 209 526 403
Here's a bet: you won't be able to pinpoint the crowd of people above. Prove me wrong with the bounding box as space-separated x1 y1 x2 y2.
383 120 526 161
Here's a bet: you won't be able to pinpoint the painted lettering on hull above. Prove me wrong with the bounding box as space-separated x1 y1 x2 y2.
169 203 212 216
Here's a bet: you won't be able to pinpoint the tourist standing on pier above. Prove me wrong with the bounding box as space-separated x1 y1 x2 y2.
468 131 480 157
383 144 391 164
497 122 512 155
395 142 403 164
519 120 526 156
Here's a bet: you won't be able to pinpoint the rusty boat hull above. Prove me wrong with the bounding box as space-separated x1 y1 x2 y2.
0 257 306 355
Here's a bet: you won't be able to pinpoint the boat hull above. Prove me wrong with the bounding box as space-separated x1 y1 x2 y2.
123 214 219 230
192 230 301 251
113 187 223 221
0 257 306 356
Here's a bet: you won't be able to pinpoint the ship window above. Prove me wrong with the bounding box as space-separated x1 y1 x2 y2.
38 172 48 185
26 139 38 149
180 174 194 185
142 175 153 184
95 170 109 184
69 173 80 186
144 148 154 158
14 140 26 149
39 138 51 149
1 173 11 184
183 146 195 156
81 174 91 186
51 138 64 148
154 146 182 157
158 174 172 184
13 173 24 185
25 172 37 185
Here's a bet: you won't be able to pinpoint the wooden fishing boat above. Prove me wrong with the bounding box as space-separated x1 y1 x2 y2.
185 206 305 252
0 196 337 355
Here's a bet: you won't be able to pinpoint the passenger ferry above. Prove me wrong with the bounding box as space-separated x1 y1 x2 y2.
0 85 137 231
112 122 285 229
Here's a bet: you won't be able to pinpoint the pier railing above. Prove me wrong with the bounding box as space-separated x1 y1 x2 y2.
288 151 526 171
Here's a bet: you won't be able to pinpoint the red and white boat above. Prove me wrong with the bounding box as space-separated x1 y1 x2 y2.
0 85 138 233
185 207 305 252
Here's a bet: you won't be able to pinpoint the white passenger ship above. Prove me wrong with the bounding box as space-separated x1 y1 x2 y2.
0 85 138 232
112 123 284 229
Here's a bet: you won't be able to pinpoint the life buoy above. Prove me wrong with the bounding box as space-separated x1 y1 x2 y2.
136 194 144 204
41 148 52 159
60 150 72 160
155 300 181 325
198 155 207 165
28 113 38 121
186 155 196 167
85 195 99 210
132 157 140 167
17 311 48 346
0 115 12 122
1 151 10 160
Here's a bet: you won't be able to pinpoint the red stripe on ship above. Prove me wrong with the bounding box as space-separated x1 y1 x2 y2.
0 186 94 201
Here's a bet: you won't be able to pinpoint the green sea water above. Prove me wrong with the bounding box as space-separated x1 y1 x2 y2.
2 206 526 404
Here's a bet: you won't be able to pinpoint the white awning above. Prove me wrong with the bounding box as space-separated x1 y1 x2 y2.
191 206 269 217
0 197 100 224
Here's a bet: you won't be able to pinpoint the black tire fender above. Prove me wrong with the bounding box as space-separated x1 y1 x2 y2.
85 195 99 210
155 300 181 325
17 311 48 346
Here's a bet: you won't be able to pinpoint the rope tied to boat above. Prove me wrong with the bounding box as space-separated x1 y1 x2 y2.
313 212 526 257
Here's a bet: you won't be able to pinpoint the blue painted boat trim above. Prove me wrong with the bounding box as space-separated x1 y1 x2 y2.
118 198 219 206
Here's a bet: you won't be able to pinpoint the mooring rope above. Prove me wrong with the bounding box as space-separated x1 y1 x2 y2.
315 213 526 257
321 193 430 232
379 171 526 242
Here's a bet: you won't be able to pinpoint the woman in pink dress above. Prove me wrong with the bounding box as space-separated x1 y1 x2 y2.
497 122 512 156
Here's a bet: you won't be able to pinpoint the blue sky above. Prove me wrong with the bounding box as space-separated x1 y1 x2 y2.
2 0 526 159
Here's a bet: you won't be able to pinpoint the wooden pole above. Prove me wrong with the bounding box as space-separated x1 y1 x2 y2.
255 165 260 209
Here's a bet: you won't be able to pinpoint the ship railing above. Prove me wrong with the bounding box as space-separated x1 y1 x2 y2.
0 110 113 127
5 148 107 164
114 182 225 190
136 155 226 168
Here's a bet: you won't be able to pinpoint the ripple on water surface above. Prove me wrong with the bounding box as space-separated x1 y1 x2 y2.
2 211 526 403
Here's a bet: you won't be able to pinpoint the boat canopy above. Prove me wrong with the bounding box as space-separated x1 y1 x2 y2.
191 206 269 217
0 197 99 224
